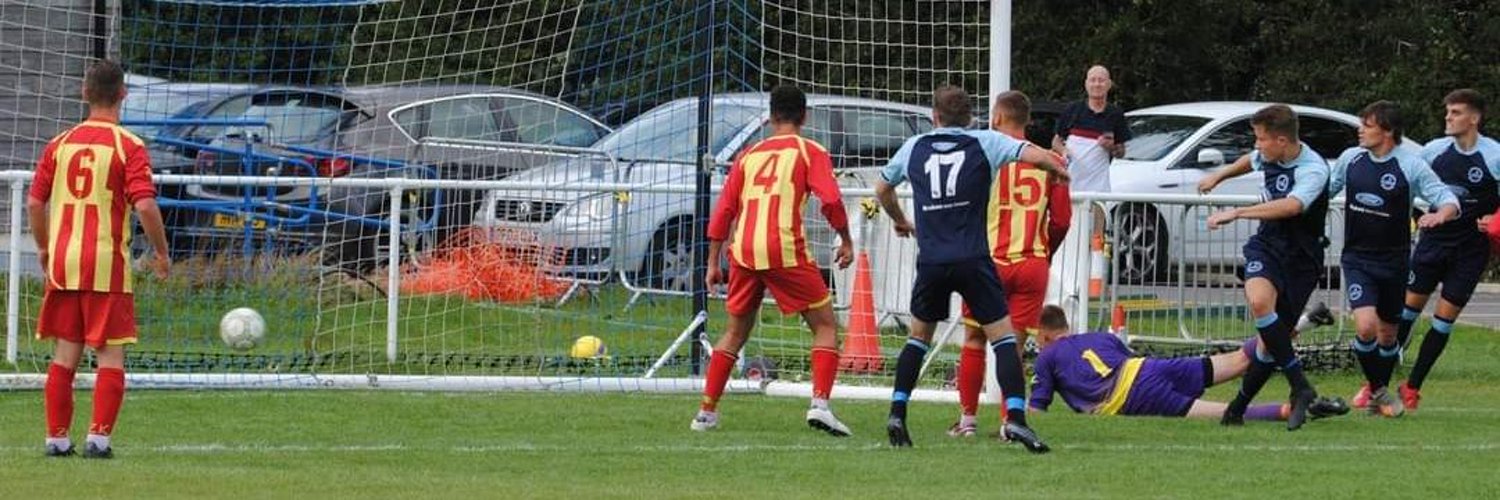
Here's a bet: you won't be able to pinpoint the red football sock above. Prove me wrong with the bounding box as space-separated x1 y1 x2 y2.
810 347 839 401
700 350 738 412
45 363 76 438
89 367 125 436
957 346 986 417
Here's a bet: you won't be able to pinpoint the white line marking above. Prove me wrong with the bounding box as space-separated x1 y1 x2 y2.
0 442 1494 455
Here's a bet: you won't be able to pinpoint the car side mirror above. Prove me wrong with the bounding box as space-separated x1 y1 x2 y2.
1196 148 1226 167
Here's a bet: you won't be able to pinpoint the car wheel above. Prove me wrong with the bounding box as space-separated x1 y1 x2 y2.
1114 205 1169 284
642 218 695 292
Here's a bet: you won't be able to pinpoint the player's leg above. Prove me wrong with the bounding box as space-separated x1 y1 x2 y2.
799 299 852 437
82 292 138 459
45 338 84 456
949 322 986 437
964 260 1047 453
1398 238 1444 349
1404 245 1485 408
1223 276 1282 424
1272 265 1323 430
38 290 84 457
887 264 947 447
85 344 126 458
1363 268 1407 418
693 266 762 431
1208 343 1252 386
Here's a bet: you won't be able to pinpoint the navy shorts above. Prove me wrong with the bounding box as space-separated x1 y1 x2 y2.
1120 357 1207 417
1342 251 1409 323
911 257 1008 324
1242 237 1323 323
1409 237 1490 308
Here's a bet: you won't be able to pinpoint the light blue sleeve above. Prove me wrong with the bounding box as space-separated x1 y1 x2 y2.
1480 137 1500 180
1403 152 1460 211
881 137 916 186
1326 148 1359 196
975 130 1027 171
1289 158 1330 210
1249 150 1266 172
1419 138 1449 164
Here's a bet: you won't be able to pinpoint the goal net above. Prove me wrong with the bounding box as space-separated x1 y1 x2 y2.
4 1 1326 396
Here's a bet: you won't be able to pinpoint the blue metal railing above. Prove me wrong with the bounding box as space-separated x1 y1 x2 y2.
124 118 443 257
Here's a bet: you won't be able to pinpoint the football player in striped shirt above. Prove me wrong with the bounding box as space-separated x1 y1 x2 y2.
948 90 1071 438
32 60 171 459
691 86 855 436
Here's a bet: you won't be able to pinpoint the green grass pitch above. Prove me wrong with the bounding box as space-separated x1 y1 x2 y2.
2 324 1498 498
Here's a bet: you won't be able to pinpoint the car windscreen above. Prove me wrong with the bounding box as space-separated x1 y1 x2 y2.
226 103 346 144
121 91 214 138
1122 114 1212 162
595 101 761 163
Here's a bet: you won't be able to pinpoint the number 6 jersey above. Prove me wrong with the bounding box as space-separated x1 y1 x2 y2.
29 119 157 293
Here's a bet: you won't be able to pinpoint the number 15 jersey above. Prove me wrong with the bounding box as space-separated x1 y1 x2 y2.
29 120 157 293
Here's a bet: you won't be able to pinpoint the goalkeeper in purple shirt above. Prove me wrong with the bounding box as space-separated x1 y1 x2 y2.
1028 305 1350 421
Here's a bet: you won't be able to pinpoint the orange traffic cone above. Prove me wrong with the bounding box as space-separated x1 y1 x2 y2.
1088 234 1107 298
840 251 883 373
1110 303 1128 337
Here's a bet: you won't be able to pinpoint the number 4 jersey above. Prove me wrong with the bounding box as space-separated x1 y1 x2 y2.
707 134 849 270
30 120 157 293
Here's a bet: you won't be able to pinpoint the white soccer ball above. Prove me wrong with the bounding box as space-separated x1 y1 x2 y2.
219 307 266 351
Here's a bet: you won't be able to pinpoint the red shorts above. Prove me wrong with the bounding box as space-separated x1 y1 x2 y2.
725 264 831 316
37 290 138 348
962 258 1048 335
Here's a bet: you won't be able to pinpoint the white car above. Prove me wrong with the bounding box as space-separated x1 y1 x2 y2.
1106 102 1418 283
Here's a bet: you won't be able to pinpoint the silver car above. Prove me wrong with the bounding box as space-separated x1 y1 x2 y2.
476 93 934 291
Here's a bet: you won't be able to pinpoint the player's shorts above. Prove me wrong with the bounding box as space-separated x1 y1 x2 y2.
1408 237 1490 308
1341 250 1409 323
1119 357 1208 417
1242 237 1322 324
725 264 831 316
961 258 1047 335
37 290 138 349
911 257 1007 324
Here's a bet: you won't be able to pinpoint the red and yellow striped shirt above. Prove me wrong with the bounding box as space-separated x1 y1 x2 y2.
988 138 1071 265
708 135 848 270
29 119 157 293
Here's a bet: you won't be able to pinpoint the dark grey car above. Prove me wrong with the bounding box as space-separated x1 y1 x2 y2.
177 85 610 272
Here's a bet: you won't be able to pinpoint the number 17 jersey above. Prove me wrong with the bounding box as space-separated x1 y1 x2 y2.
881 128 1028 265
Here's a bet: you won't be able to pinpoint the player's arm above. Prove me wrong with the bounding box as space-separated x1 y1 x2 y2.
877 140 915 236
1028 355 1055 412
1486 207 1500 245
1209 161 1328 229
1197 154 1253 194
986 133 1069 182
705 157 748 288
1409 158 1460 228
806 145 853 269
1046 181 1072 260
1017 145 1070 183
26 141 59 269
123 142 170 277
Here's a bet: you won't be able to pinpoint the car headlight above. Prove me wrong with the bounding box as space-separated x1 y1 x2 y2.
559 193 615 221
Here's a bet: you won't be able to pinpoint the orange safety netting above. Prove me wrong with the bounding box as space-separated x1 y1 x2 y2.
400 227 570 303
